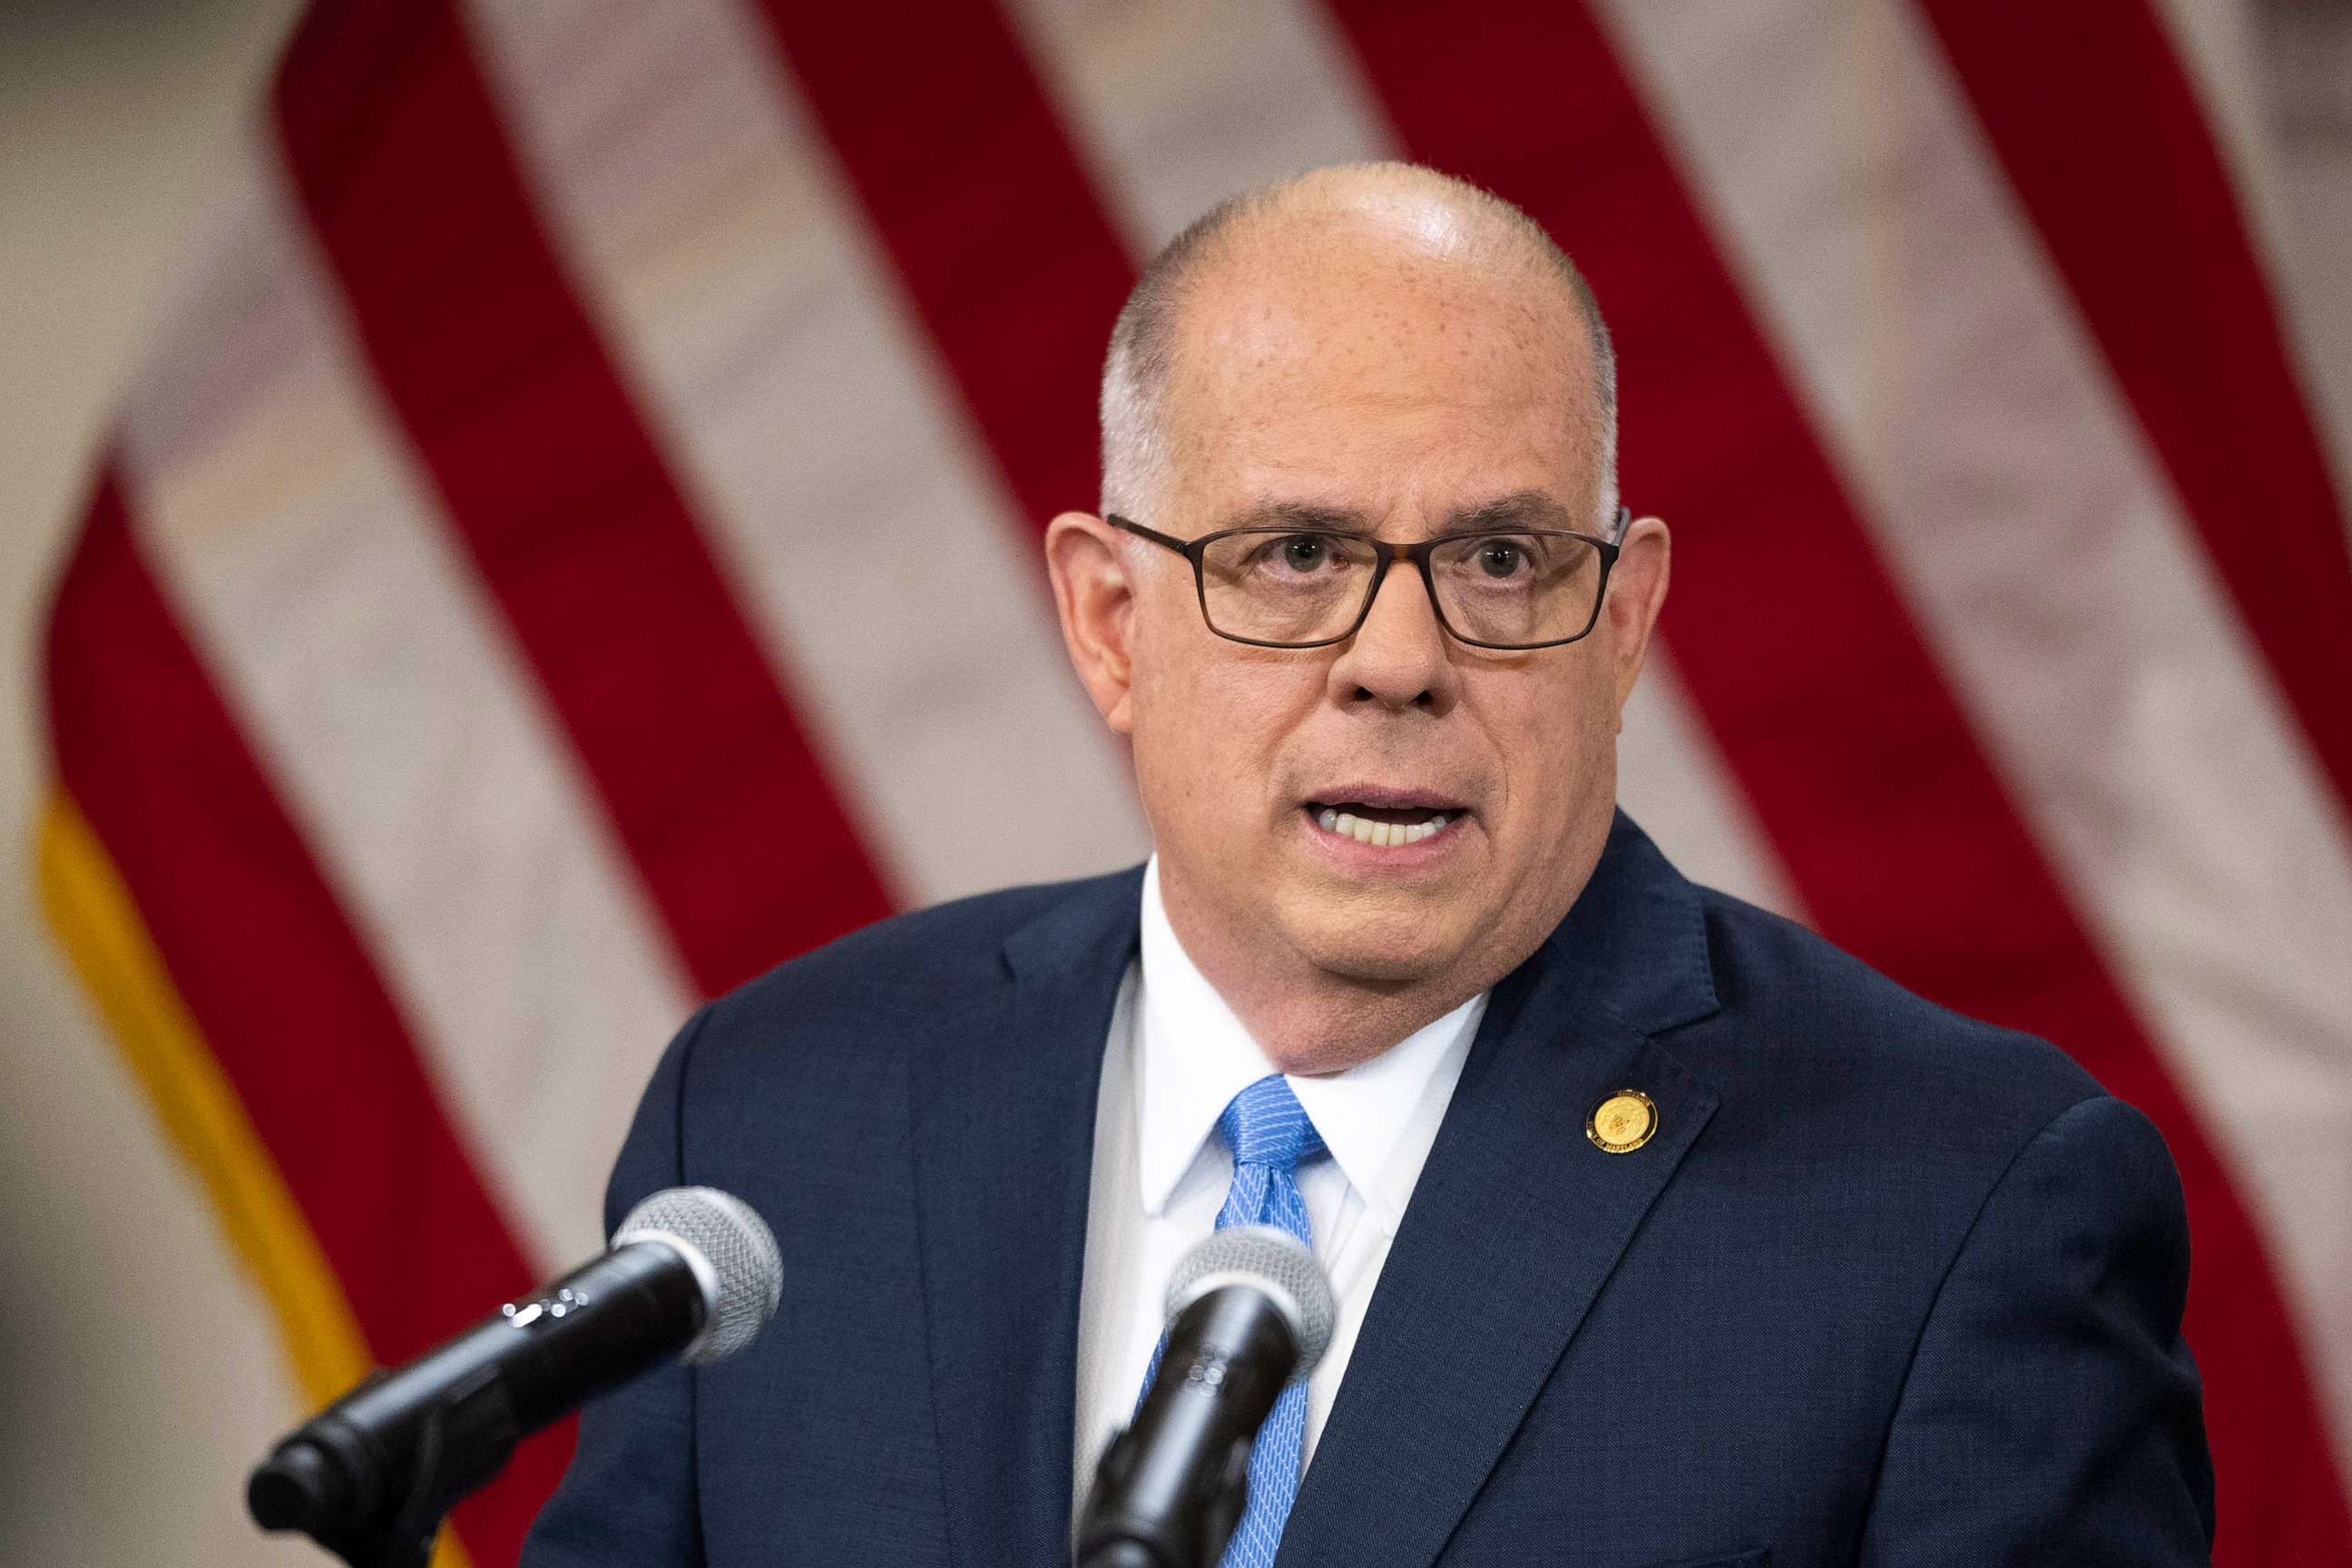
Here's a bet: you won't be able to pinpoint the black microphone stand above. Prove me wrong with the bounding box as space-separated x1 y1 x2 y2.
249 1363 521 1568
1079 1426 1251 1568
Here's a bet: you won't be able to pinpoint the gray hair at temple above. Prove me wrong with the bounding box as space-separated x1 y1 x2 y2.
1097 162 1620 534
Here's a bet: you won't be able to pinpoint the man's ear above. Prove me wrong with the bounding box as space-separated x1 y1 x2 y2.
1044 511 1139 735
1605 514 1671 717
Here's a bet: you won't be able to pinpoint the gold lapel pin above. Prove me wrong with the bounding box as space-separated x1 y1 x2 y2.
1587 1088 1659 1154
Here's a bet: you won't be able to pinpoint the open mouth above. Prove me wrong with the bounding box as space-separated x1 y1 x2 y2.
1305 799 1460 848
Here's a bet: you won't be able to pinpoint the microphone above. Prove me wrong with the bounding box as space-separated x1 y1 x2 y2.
1077 1226 1339 1568
247 1186 780 1564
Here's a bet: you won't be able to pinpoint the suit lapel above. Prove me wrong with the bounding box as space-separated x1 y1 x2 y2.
908 869 1142 1568
1277 817 1724 1568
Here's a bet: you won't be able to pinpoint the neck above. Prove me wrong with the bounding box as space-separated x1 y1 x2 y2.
1152 869 1508 1077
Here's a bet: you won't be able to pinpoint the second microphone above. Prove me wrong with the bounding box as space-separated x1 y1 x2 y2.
1076 1226 1339 1568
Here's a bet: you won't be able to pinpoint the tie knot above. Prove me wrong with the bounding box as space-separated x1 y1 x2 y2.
1217 1074 1326 1173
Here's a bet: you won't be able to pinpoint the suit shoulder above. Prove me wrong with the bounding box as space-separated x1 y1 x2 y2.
1685 884 2108 1132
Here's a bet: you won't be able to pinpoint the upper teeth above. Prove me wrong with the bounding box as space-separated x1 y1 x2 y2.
1318 808 1452 847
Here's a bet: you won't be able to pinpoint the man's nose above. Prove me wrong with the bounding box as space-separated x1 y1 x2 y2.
1327 562 1458 710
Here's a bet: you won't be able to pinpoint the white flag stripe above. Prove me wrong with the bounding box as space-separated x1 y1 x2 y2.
464 0 1150 908
2149 0 2352 562
1008 0 1806 921
2148 0 2301 299
118 144 696 1272
2175 0 2352 538
1616 657 1808 923
1006 0 1395 257
1601 0 2352 1452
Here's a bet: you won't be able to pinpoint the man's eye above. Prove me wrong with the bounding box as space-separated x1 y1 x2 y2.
1275 534 1333 572
1475 539 1529 577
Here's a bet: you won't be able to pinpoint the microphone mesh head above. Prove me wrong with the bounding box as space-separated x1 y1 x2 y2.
614 1187 782 1365
1163 1225 1339 1375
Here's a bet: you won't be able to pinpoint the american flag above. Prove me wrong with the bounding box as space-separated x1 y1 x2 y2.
37 0 2352 1562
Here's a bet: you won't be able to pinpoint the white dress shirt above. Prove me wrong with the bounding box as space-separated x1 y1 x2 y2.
1072 858 1486 1512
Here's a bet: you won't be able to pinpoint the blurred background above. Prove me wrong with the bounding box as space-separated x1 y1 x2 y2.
4 0 2348 1563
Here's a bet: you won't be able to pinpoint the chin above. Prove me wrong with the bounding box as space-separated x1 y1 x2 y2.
1283 906 1470 986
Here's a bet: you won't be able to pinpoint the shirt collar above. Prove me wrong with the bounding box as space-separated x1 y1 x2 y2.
1133 857 1485 1238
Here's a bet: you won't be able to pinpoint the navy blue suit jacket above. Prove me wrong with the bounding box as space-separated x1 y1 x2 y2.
524 815 2213 1565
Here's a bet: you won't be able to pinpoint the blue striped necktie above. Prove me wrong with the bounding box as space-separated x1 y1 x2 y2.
1138 1073 1328 1567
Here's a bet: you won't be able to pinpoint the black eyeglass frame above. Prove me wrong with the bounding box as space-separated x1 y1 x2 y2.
1105 507 1629 651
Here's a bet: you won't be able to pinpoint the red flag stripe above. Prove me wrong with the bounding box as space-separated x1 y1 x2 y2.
44 478 567 1565
271 0 896 998
743 0 1134 531
1914 0 2352 822
1323 0 2352 1553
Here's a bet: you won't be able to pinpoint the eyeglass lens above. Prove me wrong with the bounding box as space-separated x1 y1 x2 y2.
1196 530 1605 647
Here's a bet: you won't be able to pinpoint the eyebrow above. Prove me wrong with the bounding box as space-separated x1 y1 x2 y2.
1209 489 1575 535
1443 490 1576 532
1209 500 1372 532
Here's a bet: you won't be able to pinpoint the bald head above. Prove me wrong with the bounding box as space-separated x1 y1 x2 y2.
1099 162 1618 529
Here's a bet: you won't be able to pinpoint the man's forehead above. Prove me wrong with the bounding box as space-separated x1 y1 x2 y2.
1162 254 1591 445
1193 219 1572 334
1129 177 1605 520
1203 489 1581 534
1165 216 1591 404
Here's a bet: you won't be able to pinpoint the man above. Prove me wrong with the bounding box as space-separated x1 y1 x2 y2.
524 163 2212 1565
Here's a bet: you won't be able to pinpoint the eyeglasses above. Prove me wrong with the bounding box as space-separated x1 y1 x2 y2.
1106 508 1627 651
